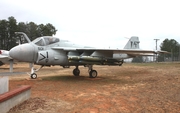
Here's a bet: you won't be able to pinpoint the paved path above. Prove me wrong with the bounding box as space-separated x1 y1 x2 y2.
0 72 26 76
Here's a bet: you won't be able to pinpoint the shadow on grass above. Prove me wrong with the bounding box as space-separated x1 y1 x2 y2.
42 75 89 81
0 67 13 70
41 75 136 85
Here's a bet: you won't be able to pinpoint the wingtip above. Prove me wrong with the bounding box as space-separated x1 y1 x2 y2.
156 50 171 54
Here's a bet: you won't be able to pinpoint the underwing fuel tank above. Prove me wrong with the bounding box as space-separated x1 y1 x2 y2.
68 56 123 66
68 56 104 61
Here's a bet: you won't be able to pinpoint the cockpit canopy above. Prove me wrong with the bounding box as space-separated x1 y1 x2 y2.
32 36 60 46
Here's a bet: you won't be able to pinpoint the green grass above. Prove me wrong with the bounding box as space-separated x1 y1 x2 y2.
127 62 180 67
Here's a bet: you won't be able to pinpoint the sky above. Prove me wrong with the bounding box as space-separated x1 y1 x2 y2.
0 0 180 50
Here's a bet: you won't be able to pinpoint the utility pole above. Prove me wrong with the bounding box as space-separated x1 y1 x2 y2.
154 39 160 62
154 39 160 50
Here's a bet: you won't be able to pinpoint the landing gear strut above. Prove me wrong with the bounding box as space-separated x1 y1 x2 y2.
88 65 98 78
72 65 98 78
73 66 80 76
29 63 43 79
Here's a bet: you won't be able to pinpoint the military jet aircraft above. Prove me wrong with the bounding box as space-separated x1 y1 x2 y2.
0 50 14 72
0 50 10 65
9 32 168 79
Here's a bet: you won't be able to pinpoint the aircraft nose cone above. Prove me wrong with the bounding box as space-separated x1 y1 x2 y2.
9 44 35 62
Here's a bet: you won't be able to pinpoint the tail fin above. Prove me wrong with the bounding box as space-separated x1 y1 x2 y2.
123 36 140 49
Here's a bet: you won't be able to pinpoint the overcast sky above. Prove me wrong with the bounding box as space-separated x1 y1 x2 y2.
0 0 180 50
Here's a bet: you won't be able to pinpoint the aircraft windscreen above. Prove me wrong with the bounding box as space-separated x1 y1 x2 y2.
32 38 45 46
43 37 60 45
32 36 60 46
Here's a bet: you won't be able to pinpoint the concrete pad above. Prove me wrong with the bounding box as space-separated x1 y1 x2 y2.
0 76 8 94
0 85 31 113
0 72 26 76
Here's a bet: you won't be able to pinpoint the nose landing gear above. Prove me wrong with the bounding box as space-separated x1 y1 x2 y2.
29 63 44 79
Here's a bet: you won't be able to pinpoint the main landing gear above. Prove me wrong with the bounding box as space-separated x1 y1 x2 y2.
73 65 98 78
28 64 97 79
73 66 80 76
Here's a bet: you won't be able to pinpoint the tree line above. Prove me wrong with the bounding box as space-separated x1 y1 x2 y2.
159 39 180 61
0 17 179 62
132 38 180 62
0 16 57 50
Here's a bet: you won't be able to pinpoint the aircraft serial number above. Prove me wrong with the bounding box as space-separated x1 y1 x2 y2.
38 47 44 50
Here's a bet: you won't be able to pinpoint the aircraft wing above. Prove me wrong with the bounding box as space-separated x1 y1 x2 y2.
52 47 168 64
52 47 169 55
78 49 169 54
0 55 12 60
0 55 10 59
0 50 13 65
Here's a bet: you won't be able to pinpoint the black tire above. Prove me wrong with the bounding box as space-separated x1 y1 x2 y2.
63 66 70 68
31 73 37 79
73 68 80 76
89 70 97 78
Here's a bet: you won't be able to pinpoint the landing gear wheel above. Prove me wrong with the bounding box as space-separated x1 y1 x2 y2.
73 68 80 76
31 73 37 79
89 70 97 78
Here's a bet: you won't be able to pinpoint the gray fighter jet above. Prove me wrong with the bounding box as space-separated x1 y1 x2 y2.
0 50 10 66
9 32 168 79
0 50 14 72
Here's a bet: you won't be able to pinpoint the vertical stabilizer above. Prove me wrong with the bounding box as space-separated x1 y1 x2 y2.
124 36 140 49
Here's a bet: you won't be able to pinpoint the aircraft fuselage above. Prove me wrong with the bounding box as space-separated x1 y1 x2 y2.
9 36 125 67
9 32 166 79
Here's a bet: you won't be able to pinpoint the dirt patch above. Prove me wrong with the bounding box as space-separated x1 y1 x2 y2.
1 62 180 113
